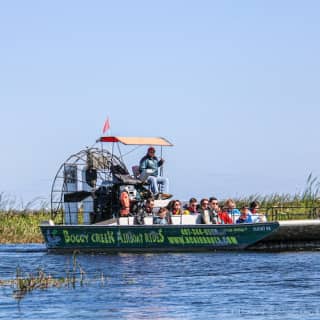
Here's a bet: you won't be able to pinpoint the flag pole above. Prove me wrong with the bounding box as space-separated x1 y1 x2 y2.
101 116 111 181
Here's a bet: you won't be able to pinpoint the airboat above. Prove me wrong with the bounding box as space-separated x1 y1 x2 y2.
40 136 279 252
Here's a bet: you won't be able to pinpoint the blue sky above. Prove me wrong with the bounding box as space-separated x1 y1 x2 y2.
1 1 320 206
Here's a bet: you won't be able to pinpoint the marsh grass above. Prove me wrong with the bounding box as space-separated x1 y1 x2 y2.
234 173 320 220
0 194 63 243
0 194 51 243
0 252 102 300
235 174 315 205
0 210 51 243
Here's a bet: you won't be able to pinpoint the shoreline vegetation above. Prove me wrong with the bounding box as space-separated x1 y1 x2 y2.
1 174 320 244
0 211 50 243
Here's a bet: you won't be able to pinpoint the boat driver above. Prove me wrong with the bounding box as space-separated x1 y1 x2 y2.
139 147 170 199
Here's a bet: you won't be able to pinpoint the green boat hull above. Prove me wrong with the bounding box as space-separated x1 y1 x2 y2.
40 222 279 253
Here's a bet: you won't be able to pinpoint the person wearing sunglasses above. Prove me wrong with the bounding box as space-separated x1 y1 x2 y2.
198 198 211 224
184 198 199 215
209 197 222 224
208 197 233 224
139 146 170 199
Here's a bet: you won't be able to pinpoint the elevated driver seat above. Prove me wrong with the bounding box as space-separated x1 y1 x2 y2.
131 165 171 200
132 165 141 179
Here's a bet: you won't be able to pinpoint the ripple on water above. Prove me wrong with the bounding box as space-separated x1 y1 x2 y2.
1 247 320 319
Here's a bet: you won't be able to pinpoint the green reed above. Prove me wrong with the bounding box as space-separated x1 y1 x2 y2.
0 210 51 243
0 194 51 243
0 252 96 300
233 173 320 220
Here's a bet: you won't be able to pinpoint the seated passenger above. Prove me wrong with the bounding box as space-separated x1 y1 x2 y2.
184 198 199 215
153 207 172 225
236 206 253 224
198 198 211 224
249 200 267 222
209 197 222 224
249 201 259 214
218 208 234 224
168 200 184 215
224 198 241 221
224 198 241 214
139 147 170 199
144 197 155 216
134 197 155 225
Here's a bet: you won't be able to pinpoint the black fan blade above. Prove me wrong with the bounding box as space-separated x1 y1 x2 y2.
64 191 92 202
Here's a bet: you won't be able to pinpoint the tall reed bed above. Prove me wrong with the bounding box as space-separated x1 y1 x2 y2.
235 175 320 208
0 194 50 243
233 174 320 220
0 210 50 243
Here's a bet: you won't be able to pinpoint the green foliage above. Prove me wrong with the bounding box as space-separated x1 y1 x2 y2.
0 210 50 243
232 173 320 220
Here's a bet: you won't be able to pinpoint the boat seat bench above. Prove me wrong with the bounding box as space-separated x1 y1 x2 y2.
118 214 203 225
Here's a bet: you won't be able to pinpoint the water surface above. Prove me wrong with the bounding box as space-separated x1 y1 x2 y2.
1 244 320 319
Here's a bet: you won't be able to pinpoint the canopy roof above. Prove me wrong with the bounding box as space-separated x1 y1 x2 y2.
98 136 173 146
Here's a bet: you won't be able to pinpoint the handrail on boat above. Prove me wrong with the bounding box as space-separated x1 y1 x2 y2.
49 205 320 226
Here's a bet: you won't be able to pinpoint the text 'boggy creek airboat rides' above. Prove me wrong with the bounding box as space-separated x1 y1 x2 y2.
40 135 280 252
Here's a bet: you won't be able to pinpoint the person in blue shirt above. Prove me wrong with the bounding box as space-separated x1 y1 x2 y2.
153 207 172 224
139 147 170 198
236 206 253 224
223 198 241 223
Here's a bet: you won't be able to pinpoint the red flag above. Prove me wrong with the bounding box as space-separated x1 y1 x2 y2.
102 117 110 134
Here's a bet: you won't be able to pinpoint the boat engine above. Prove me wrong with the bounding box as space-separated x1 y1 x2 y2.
92 184 119 223
118 184 152 217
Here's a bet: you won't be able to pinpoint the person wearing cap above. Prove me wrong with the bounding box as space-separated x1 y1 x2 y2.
139 147 170 198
